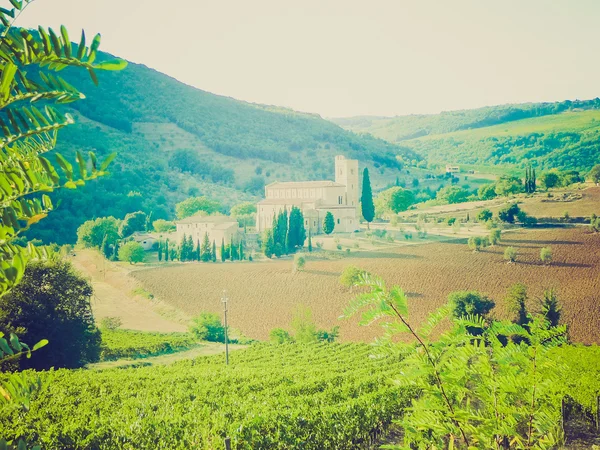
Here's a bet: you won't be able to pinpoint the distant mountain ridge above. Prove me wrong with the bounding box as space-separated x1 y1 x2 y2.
332 99 600 170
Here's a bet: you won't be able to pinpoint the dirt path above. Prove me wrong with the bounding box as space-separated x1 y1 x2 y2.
71 249 188 333
88 342 247 370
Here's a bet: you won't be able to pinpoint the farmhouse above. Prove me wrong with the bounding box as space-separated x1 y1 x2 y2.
446 164 460 174
175 215 242 246
256 155 359 234
131 232 157 251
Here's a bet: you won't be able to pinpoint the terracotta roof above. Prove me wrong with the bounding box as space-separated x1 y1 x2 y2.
266 180 345 189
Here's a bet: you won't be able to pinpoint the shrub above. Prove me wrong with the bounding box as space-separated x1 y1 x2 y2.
0 259 101 369
540 289 562 327
269 328 293 344
477 209 493 222
291 306 318 344
498 203 521 223
448 291 495 321
489 229 501 245
504 246 517 263
446 217 456 226
504 283 529 327
189 313 225 342
540 247 553 264
293 254 306 272
119 241 146 264
340 265 364 288
467 236 482 252
100 317 123 331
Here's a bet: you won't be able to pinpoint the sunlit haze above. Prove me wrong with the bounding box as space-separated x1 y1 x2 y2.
17 0 600 118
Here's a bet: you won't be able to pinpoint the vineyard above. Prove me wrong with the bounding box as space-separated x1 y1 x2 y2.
133 227 600 344
99 329 198 361
2 343 599 449
2 343 414 449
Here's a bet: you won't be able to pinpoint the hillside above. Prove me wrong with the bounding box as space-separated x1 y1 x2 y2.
29 52 416 244
333 99 600 170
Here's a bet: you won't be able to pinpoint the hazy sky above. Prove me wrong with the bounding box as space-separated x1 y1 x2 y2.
18 0 600 117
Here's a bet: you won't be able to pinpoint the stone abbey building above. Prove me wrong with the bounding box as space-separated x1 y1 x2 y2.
256 155 360 234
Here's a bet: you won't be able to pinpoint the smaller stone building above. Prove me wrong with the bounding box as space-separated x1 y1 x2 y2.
175 214 242 246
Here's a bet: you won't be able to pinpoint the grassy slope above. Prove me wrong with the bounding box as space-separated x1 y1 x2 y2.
334 101 600 171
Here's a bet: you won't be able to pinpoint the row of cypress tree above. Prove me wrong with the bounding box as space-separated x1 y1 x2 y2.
262 206 307 258
525 166 537 194
157 233 245 262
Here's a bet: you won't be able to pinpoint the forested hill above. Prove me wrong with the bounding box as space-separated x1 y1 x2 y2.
30 51 416 244
333 99 600 170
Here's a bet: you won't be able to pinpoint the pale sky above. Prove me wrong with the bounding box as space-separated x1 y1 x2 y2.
18 0 600 118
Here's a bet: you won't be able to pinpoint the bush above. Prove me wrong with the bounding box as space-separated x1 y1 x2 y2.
448 291 495 320
498 203 521 223
189 313 225 342
489 229 501 245
100 316 123 331
0 259 101 369
340 265 364 288
467 236 482 252
269 328 293 344
540 289 561 327
446 217 456 226
77 216 120 248
477 209 493 222
540 247 553 264
293 254 306 272
504 246 517 263
119 241 146 264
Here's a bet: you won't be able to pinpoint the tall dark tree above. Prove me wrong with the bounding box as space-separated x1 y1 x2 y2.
194 239 201 262
532 168 537 193
221 238 226 262
307 230 313 252
323 212 335 235
275 208 289 255
201 233 212 262
287 207 306 252
158 241 163 262
164 240 169 262
238 240 244 260
111 241 120 262
212 241 217 262
361 168 375 229
101 234 112 259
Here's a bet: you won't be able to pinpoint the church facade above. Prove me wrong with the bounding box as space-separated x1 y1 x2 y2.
256 155 360 234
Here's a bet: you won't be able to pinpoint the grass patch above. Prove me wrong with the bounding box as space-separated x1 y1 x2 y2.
100 329 197 361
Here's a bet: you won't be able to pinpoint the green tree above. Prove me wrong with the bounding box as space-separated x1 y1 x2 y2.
540 289 561 327
588 164 600 184
323 211 335 235
164 240 169 262
478 183 497 200
504 283 529 326
189 313 225 342
307 230 313 252
175 196 221 219
477 209 493 222
360 168 375 229
436 186 469 204
153 219 175 233
231 202 257 230
540 246 552 264
498 203 521 223
540 170 561 190
101 234 112 259
339 265 365 289
504 246 517 263
495 175 524 196
212 241 217 262
489 228 502 245
448 291 495 323
0 259 101 370
221 238 226 262
77 217 120 249
274 208 289 254
376 186 415 215
112 241 120 261
293 254 306 272
269 328 294 344
467 236 483 252
119 211 147 238
262 229 275 258
118 241 146 264
200 233 212 262
158 241 163 262
291 306 318 343
287 206 306 252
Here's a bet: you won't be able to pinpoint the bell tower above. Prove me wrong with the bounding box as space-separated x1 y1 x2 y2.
334 155 359 209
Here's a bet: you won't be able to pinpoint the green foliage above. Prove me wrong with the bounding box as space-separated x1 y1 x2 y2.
504 283 529 326
152 219 175 233
504 246 518 263
269 328 293 344
495 175 524 196
76 216 120 249
478 183 497 200
489 228 502 245
99 329 196 361
540 289 562 328
0 343 413 448
0 259 100 369
448 290 495 322
477 208 493 222
118 210 147 238
291 306 318 344
540 170 561 189
436 185 469 204
376 186 415 215
189 313 225 343
287 206 306 252
360 168 375 225
261 228 275 258
230 201 256 217
323 211 335 235
467 236 484 252
99 316 122 331
293 254 306 272
339 265 364 289
540 246 553 264
118 241 145 264
344 272 569 449
175 196 221 219
498 202 521 223
589 164 600 183
200 233 212 262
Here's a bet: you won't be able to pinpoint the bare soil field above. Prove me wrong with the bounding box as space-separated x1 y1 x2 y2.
133 227 600 344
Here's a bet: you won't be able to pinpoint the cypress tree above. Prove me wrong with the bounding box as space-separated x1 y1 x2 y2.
112 241 120 261
188 235 195 261
180 233 188 261
323 212 335 235
230 238 235 261
158 241 163 262
262 229 275 258
532 168 537 193
361 168 375 229
307 230 313 252
238 240 244 260
220 238 226 262
287 207 306 252
201 233 211 262
525 167 530 193
212 241 217 262
165 240 169 261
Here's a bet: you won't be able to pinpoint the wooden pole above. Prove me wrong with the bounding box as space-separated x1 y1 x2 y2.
224 437 231 450
596 395 600 432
